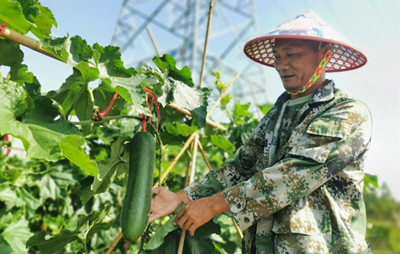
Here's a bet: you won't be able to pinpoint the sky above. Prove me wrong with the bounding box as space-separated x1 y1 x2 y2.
16 0 400 199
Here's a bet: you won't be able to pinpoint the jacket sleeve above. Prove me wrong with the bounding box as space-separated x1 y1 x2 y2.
222 100 372 231
183 112 274 201
184 136 259 201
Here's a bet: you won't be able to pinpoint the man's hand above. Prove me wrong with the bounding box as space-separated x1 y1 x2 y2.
174 192 230 236
149 187 190 223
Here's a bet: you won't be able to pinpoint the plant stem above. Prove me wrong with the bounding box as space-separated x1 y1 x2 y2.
153 128 164 187
71 114 142 125
100 92 118 118
158 130 199 186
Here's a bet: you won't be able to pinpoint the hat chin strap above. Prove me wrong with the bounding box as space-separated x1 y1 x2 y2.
288 47 334 95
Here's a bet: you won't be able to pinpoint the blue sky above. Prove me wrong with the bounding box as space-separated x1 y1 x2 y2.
19 0 400 198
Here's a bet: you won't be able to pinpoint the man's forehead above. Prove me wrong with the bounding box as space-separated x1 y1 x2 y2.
273 39 312 50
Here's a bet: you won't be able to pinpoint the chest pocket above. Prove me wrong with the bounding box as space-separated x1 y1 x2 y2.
287 117 351 164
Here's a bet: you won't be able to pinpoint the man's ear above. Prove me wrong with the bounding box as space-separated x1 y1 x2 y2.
319 43 333 58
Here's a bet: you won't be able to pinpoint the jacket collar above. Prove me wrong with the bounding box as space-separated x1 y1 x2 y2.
274 79 336 108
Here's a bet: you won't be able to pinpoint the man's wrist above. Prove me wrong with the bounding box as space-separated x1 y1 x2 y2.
209 192 231 214
176 190 191 205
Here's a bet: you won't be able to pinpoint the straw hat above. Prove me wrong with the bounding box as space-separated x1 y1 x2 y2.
244 10 367 72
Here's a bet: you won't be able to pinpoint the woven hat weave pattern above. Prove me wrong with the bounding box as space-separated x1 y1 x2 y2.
244 10 367 72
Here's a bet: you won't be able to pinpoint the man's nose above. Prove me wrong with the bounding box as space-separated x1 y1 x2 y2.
275 57 289 71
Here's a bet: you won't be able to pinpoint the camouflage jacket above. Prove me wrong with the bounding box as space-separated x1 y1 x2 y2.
185 80 372 253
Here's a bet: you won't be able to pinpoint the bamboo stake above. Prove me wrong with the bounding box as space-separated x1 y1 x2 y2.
197 141 212 171
198 0 213 88
177 230 186 254
233 220 243 239
177 129 199 254
106 232 123 254
168 103 226 131
158 130 199 186
146 26 161 57
178 2 214 252
207 71 241 117
188 134 199 185
1 27 62 62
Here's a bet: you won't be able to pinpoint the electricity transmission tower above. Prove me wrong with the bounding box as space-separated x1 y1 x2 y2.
111 0 267 107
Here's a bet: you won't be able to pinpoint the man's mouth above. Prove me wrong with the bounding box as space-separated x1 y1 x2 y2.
281 74 295 80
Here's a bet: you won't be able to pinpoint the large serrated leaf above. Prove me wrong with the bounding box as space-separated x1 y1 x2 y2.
26 230 78 254
26 206 112 253
0 77 82 161
0 39 24 67
0 0 32 34
59 135 98 176
144 203 183 250
81 137 130 204
153 54 194 87
2 218 32 254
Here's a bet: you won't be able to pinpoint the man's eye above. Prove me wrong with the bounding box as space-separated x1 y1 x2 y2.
287 53 296 57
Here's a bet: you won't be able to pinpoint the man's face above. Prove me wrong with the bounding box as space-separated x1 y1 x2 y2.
273 39 322 94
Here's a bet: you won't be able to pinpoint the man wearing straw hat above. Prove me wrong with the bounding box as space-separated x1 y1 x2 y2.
150 10 371 253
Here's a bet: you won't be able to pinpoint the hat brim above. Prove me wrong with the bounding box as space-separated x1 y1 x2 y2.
244 35 367 72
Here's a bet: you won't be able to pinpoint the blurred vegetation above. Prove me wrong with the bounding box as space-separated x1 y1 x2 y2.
364 181 400 253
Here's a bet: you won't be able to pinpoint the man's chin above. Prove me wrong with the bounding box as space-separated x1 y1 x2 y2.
283 84 299 93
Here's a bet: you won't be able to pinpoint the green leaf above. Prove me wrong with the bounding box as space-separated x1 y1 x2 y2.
232 102 252 125
60 135 98 176
41 35 93 65
0 0 31 34
145 230 180 254
16 186 42 217
26 230 78 254
158 78 208 127
220 94 232 108
185 233 216 254
28 3 58 39
153 54 194 87
363 173 379 193
2 218 32 254
9 64 34 83
92 82 126 116
17 0 40 23
93 44 157 115
74 85 94 135
47 69 86 117
0 77 82 161
92 43 135 77
164 122 198 137
38 174 59 200
145 218 221 253
144 203 184 250
210 135 235 154
81 137 130 203
100 74 154 116
0 183 24 208
0 235 12 254
0 40 24 67
27 206 111 253
258 103 274 115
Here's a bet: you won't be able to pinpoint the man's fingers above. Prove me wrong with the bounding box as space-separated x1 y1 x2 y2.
148 213 156 223
188 226 196 237
152 187 162 195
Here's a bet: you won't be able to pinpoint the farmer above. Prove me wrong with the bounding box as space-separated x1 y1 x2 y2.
149 10 372 253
